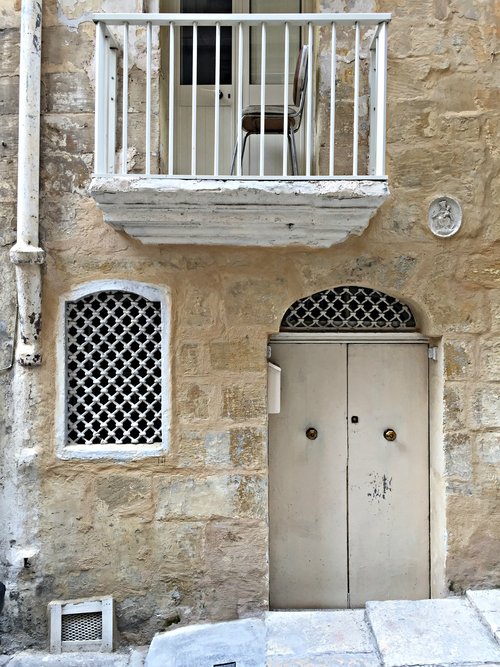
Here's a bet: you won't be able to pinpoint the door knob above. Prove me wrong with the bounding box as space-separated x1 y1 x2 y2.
384 428 397 441
306 427 318 440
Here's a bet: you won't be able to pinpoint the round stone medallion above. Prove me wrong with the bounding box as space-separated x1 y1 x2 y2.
428 196 462 237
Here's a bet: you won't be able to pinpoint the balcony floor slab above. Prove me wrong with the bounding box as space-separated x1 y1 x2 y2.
89 176 389 248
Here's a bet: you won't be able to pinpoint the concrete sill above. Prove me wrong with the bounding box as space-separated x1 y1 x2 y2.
89 175 390 248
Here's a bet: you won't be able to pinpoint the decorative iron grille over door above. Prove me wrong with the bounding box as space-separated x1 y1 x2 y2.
280 286 416 332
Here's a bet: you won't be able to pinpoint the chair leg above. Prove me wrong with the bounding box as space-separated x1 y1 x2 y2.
230 139 238 176
230 132 250 176
289 129 299 176
241 133 250 171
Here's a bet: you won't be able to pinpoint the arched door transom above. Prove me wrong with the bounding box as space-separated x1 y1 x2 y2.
280 285 416 332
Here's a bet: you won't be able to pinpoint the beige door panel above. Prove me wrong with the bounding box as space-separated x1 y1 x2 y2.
269 343 348 609
347 343 430 606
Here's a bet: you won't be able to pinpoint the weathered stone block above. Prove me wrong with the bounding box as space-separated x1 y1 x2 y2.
230 426 267 469
478 431 500 465
154 474 266 521
41 25 94 72
180 288 218 329
447 496 500 590
0 28 20 77
444 432 472 481
0 76 20 115
386 99 433 145
391 141 485 189
176 430 211 467
443 384 467 430
41 113 95 155
210 340 265 373
467 589 500 643
43 475 93 535
204 520 268 580
490 289 500 332
95 474 152 517
366 598 500 666
266 610 375 657
480 339 500 381
439 111 484 142
444 339 474 380
471 386 500 429
456 250 500 288
204 430 231 467
386 58 431 101
40 152 90 195
154 474 234 520
42 72 94 114
177 383 213 421
424 288 489 334
231 474 267 519
178 343 206 377
224 277 287 326
222 384 266 421
145 618 266 667
0 202 16 237
149 521 205 576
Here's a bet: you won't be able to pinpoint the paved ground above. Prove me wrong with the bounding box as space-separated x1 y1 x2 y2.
1 590 499 666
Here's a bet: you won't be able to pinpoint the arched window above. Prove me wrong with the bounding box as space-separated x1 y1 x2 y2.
280 285 416 332
57 281 170 459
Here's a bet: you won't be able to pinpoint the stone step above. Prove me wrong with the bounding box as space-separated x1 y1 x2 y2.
144 589 500 667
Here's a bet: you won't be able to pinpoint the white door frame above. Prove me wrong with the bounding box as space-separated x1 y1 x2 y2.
268 331 446 600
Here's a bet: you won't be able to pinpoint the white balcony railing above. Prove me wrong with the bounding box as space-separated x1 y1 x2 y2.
94 12 389 181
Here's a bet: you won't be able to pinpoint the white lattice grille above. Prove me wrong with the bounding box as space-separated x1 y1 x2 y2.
281 286 416 331
66 291 162 445
61 612 103 642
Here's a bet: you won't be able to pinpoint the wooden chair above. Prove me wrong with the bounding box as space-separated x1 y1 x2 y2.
230 45 309 176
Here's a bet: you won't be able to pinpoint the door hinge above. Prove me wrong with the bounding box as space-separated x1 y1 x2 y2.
267 344 272 360
428 346 438 361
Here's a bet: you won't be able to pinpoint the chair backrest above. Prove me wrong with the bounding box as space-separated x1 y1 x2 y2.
293 45 309 110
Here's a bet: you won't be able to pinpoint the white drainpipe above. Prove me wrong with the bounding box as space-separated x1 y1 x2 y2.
10 0 45 366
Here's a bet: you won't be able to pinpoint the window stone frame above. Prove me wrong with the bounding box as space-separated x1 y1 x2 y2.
55 280 170 460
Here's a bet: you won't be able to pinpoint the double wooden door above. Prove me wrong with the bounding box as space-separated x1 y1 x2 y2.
268 341 429 608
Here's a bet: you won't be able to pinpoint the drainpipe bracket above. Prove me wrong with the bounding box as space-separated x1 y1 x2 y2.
10 243 45 265
17 343 42 367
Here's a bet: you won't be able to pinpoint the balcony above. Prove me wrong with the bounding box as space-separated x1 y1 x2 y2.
89 11 390 247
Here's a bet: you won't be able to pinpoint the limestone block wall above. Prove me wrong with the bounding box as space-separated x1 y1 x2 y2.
0 0 499 653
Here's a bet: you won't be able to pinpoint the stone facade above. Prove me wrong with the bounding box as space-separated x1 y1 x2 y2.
0 0 499 654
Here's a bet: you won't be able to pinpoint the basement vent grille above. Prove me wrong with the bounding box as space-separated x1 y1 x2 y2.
65 290 162 446
49 596 114 654
281 286 416 332
61 611 103 642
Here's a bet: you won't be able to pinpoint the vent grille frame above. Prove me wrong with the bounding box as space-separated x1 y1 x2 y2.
49 596 114 653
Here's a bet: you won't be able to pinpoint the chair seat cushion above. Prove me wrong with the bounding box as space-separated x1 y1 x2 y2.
241 105 299 133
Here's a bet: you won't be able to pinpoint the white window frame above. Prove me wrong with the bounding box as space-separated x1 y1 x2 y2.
56 280 170 461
